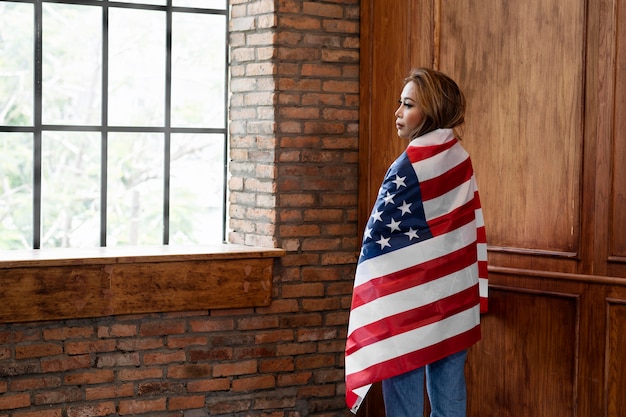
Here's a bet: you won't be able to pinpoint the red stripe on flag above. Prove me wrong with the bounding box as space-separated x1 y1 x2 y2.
346 285 480 355
419 158 473 201
426 198 476 237
477 225 487 242
351 243 477 309
406 138 458 162
478 260 488 278
346 326 481 395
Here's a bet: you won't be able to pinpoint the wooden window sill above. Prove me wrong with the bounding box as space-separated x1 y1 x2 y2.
0 244 285 324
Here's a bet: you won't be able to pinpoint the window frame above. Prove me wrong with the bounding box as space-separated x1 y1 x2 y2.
0 0 229 249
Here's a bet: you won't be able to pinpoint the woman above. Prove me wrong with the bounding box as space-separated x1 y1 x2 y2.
345 68 488 417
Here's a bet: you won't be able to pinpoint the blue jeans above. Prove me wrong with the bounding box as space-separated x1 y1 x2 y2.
381 350 467 417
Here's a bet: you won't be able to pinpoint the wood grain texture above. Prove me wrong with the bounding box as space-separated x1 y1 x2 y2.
611 0 626 262
0 245 284 323
438 0 585 255
467 286 578 416
606 300 626 417
358 0 626 415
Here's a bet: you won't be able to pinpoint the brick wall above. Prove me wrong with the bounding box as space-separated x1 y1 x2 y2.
0 1 360 416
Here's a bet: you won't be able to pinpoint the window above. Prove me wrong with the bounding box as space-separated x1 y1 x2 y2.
0 0 228 250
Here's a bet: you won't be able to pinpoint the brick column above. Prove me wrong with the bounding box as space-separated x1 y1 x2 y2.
229 0 360 256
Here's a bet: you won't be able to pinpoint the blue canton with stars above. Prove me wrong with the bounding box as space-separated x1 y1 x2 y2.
359 151 433 264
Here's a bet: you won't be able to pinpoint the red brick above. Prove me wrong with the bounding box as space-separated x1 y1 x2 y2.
236 315 280 330
297 328 338 343
301 238 342 251
139 320 186 337
295 354 336 370
168 395 205 410
302 2 343 18
66 402 116 417
167 364 212 379
95 352 139 368
279 313 323 328
64 339 116 355
116 337 163 351
189 347 232 362
10 376 61 391
0 393 30 410
277 371 313 387
187 378 231 393
0 347 10 360
15 343 63 359
207 398 253 415
212 360 257 377
97 323 137 338
302 298 341 311
84 383 134 401
143 350 186 365
117 367 163 382
41 354 90 373
13 409 61 417
232 375 275 391
253 329 294 344
167 335 208 348
282 283 324 298
33 387 82 405
64 369 114 385
259 357 295 373
118 398 166 415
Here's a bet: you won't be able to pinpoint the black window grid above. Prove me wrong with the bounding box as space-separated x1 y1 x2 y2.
0 0 229 249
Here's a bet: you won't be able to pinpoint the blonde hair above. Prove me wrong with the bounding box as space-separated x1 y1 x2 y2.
403 68 466 139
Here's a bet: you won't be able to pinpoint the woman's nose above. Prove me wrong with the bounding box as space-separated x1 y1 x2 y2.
394 106 401 117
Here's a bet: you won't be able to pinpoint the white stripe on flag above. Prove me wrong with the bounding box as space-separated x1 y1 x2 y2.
346 306 480 375
354 222 477 288
347 264 478 334
421 179 474 220
411 143 468 182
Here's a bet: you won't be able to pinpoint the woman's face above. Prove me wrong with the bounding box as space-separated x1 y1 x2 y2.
394 81 424 139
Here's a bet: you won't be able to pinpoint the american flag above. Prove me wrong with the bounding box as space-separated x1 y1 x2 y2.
345 128 488 413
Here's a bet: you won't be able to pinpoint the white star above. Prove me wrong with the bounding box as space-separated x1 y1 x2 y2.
376 236 391 249
371 209 383 223
386 218 401 233
397 201 412 216
392 175 407 189
383 191 395 206
405 228 419 240
363 227 373 240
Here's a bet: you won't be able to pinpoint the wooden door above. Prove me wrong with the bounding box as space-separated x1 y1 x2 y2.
358 0 626 416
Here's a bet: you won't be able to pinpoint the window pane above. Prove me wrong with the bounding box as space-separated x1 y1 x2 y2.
0 132 33 249
42 3 102 125
173 0 227 10
170 133 224 245
171 13 226 128
109 8 165 126
119 0 165 5
108 132 163 246
41 132 100 248
0 2 34 126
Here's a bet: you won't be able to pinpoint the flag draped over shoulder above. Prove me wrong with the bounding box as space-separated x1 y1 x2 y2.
345 128 488 414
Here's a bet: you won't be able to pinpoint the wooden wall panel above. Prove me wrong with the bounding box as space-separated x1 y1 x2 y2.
611 0 626 263
466 286 578 416
358 0 435 234
606 300 626 417
358 0 626 415
436 0 585 256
